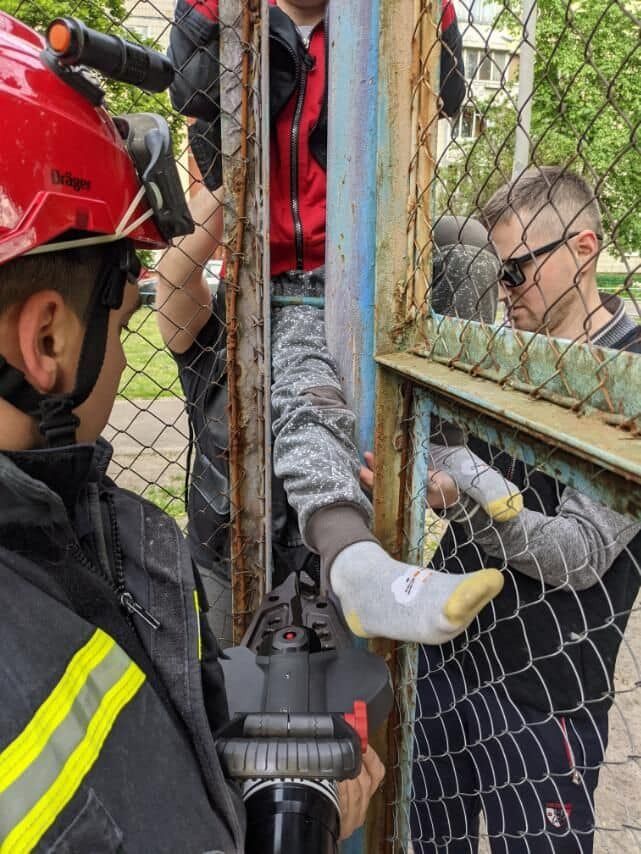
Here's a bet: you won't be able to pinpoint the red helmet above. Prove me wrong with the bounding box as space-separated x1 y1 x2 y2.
0 12 165 265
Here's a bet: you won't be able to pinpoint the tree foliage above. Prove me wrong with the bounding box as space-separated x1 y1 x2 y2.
0 0 183 141
440 0 641 253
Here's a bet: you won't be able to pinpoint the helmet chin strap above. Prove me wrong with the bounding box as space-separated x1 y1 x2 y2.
0 240 139 447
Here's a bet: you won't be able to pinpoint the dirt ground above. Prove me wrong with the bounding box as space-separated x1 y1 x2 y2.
593 596 641 853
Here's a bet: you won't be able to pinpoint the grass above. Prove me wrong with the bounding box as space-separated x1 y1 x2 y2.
597 273 641 299
424 509 448 564
119 308 180 400
142 476 186 521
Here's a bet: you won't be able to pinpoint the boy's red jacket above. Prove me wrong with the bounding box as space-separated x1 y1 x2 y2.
169 0 464 276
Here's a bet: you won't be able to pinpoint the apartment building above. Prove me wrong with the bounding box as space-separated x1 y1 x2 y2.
437 0 517 159
122 0 175 50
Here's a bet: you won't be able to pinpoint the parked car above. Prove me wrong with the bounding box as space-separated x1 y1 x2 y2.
138 259 223 308
139 272 158 306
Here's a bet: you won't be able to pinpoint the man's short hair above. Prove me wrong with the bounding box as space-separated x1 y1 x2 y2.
482 166 603 241
0 243 105 321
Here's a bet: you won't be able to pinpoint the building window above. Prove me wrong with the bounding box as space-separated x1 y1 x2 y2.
454 105 484 140
457 0 501 25
463 48 508 83
130 23 154 40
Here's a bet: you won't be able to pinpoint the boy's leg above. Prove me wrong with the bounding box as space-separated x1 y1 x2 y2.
271 271 503 644
270 295 371 537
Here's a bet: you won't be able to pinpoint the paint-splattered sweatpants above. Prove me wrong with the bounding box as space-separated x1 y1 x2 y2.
270 267 373 545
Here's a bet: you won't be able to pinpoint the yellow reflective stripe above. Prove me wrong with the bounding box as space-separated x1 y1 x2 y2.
0 630 114 796
194 589 202 661
2 662 145 854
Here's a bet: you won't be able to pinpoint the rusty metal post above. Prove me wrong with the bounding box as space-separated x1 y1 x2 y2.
220 0 268 641
368 2 440 851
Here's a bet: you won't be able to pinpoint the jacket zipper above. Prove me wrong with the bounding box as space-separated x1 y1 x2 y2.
289 17 323 272
70 494 160 632
70 537 159 632
290 51 313 270
104 492 161 630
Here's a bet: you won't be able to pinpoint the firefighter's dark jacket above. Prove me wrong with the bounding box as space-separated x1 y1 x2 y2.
0 439 245 852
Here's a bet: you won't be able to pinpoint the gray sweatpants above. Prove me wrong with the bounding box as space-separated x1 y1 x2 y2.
270 268 372 546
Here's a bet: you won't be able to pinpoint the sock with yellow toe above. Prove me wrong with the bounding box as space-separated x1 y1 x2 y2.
429 444 523 521
306 506 504 645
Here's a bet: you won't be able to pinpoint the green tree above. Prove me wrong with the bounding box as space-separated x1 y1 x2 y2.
529 0 641 252
0 0 183 140
437 93 519 217
441 0 641 253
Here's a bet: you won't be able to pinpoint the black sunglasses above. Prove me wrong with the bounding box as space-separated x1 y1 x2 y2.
500 231 602 288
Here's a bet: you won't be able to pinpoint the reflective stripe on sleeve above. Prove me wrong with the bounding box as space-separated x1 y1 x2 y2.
0 628 145 854
194 589 202 661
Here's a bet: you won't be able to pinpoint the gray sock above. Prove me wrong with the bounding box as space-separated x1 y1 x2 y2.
330 541 503 644
429 444 523 521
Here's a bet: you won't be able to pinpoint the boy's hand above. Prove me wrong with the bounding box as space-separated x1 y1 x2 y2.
338 747 385 840
359 451 375 491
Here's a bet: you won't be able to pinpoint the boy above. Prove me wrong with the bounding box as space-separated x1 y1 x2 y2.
162 0 503 645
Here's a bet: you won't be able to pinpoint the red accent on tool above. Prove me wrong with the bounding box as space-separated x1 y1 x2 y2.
344 700 368 752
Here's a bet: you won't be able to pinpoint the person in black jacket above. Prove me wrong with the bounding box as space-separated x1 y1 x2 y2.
410 166 641 854
0 15 245 850
160 0 468 646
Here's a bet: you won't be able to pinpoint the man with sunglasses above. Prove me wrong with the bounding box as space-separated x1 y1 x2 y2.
410 166 641 854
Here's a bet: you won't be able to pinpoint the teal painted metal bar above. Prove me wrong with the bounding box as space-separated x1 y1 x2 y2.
392 390 432 851
407 391 432 565
378 353 641 520
431 393 641 519
424 313 641 428
325 3 381 852
271 295 325 308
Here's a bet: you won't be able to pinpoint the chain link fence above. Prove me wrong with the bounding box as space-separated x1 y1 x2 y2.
3 0 641 849
374 0 641 851
0 0 268 644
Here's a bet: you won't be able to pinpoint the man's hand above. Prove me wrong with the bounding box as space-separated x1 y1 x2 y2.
359 450 459 511
427 468 459 510
338 747 385 840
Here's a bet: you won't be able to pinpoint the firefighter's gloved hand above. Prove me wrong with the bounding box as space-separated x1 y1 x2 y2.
429 444 523 522
330 541 503 644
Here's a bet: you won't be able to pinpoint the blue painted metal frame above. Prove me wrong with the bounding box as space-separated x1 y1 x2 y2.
378 351 641 519
325 0 380 456
325 3 381 851
393 391 432 849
